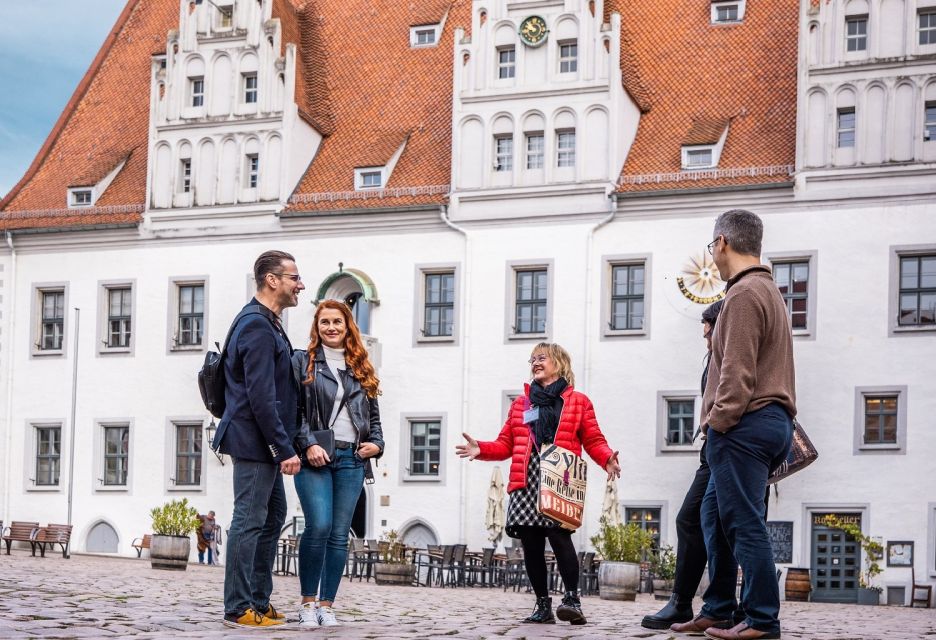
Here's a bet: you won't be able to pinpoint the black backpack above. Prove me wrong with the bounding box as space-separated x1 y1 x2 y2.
197 305 278 419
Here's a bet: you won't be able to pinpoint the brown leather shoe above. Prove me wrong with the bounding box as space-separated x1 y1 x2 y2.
671 614 732 635
704 622 781 639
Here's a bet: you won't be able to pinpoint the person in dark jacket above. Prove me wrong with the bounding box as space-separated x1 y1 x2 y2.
214 250 305 630
457 343 620 626
292 299 384 628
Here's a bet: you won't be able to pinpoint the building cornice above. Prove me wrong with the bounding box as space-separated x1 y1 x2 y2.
459 83 610 105
808 54 936 77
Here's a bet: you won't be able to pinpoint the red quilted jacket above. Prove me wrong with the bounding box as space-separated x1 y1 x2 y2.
476 383 615 493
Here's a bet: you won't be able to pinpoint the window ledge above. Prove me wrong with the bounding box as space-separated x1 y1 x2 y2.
508 332 548 341
26 485 62 493
31 350 65 358
170 344 205 353
95 485 130 493
792 329 812 337
99 347 133 356
603 329 647 338
858 444 903 452
402 475 443 483
416 336 456 345
892 325 936 335
659 446 702 455
168 485 205 492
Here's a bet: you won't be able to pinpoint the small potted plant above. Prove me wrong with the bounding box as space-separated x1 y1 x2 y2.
650 544 677 600
149 498 202 571
373 529 415 586
821 515 883 605
590 517 655 601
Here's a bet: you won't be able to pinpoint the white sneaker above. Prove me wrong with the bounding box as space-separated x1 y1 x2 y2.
298 602 319 629
317 606 340 627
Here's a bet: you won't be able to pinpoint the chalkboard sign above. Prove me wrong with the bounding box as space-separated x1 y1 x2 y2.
767 521 793 564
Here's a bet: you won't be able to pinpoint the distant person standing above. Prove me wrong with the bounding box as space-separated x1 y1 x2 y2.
197 511 219 565
213 250 306 629
674 210 795 640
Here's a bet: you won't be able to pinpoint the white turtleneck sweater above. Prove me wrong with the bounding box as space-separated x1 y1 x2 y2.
323 345 357 443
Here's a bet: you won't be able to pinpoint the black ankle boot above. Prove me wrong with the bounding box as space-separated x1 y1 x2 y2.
555 591 586 625
640 593 694 629
522 597 555 624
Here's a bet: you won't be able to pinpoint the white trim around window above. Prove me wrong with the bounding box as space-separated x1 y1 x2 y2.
30 282 69 358
765 250 818 340
24 420 65 492
502 389 523 423
67 187 95 209
93 419 134 493
505 259 553 342
410 24 440 48
165 417 208 494
399 413 447 484
889 244 936 336
853 386 908 455
97 279 136 356
711 0 746 24
601 254 651 339
413 263 460 346
656 391 702 455
355 167 385 191
167 276 208 353
622 501 670 548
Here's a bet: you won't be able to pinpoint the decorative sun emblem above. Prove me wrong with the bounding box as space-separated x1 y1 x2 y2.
519 16 548 48
676 252 726 304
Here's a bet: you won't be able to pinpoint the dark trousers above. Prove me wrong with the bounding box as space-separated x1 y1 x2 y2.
517 527 580 598
700 404 792 634
223 458 287 617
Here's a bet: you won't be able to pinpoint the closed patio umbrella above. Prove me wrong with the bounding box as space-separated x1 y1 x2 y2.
485 466 506 545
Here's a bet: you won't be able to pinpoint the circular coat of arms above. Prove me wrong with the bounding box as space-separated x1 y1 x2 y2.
519 16 549 47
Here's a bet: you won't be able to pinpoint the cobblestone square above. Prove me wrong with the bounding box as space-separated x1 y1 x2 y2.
1 553 933 639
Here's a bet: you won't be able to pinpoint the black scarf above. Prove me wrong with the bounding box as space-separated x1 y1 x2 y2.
529 378 568 447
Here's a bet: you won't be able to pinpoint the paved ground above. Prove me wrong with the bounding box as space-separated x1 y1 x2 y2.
1 553 933 639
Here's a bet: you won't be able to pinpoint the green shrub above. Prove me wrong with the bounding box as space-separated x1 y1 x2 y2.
650 544 677 581
150 498 202 537
821 515 882 593
589 517 654 563
378 529 406 565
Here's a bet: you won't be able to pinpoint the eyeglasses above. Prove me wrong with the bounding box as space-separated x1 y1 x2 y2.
706 236 722 256
272 272 302 282
528 355 549 365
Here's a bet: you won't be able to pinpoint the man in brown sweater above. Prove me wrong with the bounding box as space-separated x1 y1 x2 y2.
672 210 795 640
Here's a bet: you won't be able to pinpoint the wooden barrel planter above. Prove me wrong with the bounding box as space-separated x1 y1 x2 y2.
598 561 641 601
374 562 415 586
784 568 811 602
150 535 191 571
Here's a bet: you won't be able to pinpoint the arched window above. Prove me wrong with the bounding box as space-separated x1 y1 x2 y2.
86 521 119 553
315 268 379 335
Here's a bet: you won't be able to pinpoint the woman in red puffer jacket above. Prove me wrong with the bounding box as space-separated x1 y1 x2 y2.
456 342 620 627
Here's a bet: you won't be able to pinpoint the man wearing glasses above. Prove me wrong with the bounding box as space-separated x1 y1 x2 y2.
214 250 306 629
673 210 796 640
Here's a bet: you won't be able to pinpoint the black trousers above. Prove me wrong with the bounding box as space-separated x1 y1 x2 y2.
516 527 580 598
673 443 770 601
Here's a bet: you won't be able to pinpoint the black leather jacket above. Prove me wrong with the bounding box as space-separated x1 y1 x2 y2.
292 347 385 476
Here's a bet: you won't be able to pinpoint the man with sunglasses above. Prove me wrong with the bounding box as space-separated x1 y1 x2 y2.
214 250 306 629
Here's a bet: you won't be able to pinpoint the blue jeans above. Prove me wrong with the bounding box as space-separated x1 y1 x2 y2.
700 403 793 634
223 458 287 617
294 447 365 602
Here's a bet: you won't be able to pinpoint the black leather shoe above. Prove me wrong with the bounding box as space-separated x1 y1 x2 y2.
556 591 587 625
522 597 555 624
641 593 694 629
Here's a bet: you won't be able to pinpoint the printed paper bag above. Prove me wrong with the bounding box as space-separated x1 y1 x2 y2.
538 443 587 530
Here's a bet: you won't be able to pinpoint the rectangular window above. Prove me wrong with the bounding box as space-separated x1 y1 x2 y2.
246 154 259 189
71 190 92 207
610 263 645 330
773 261 810 330
715 3 740 22
40 290 65 351
35 426 61 486
177 284 204 346
925 102 936 142
244 74 257 104
837 108 856 148
686 148 714 168
409 420 441 476
495 135 513 171
515 269 548 334
414 27 437 46
666 399 695 446
898 254 936 326
423 272 455 337
218 4 233 28
180 159 192 193
191 78 204 107
625 507 662 550
526 133 544 169
103 425 129 486
557 130 576 168
498 47 516 79
864 395 898 445
175 424 202 486
559 41 578 73
919 11 936 45
846 16 868 52
107 287 132 348
361 170 382 188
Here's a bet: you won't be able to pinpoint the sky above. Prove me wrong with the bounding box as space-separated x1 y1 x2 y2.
0 1 127 200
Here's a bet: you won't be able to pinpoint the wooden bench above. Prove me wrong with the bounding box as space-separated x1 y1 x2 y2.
132 534 152 558
35 524 73 559
2 521 40 555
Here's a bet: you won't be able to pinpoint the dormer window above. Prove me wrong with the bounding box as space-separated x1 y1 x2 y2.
410 25 440 48
684 147 715 168
69 188 93 208
711 1 745 24
355 167 384 190
681 118 729 169
190 77 204 108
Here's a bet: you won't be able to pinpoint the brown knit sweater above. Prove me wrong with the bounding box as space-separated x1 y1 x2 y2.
702 264 797 432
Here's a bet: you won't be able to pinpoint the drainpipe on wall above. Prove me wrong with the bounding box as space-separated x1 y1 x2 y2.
3 231 17 526
439 205 472 543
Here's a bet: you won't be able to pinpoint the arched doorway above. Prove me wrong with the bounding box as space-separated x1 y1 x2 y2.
315 266 379 335
86 520 119 553
400 520 439 549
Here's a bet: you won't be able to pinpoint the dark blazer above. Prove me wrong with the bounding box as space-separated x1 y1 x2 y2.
292 347 385 472
213 299 299 463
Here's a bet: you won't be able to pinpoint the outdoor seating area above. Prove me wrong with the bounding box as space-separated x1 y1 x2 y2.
2 521 73 558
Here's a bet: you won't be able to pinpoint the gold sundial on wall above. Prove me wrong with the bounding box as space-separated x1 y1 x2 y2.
676 252 726 304
519 16 548 48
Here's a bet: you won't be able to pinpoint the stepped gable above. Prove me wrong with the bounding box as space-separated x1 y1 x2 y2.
286 0 465 212
610 0 798 194
0 0 176 230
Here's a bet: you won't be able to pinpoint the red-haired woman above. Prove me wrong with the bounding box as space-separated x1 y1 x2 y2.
292 300 384 628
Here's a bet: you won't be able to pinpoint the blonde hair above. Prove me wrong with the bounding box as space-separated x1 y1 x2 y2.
530 342 575 388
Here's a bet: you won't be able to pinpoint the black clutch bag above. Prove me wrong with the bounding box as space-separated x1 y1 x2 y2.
768 419 818 484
